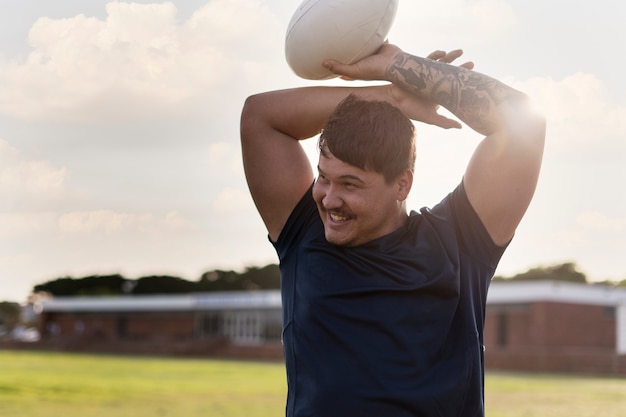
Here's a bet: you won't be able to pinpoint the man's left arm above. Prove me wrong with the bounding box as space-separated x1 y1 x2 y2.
324 44 546 246
384 49 546 246
461 91 546 246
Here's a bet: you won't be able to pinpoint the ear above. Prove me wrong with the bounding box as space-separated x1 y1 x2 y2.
395 170 413 201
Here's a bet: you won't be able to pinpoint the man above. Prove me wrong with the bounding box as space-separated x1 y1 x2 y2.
240 44 545 416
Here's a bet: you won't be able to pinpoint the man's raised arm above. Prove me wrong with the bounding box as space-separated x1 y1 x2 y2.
240 87 381 241
325 45 546 246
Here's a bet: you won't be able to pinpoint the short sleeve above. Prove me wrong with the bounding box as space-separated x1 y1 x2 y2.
272 183 318 259
429 181 508 269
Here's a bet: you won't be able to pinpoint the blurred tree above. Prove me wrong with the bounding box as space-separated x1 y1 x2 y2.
32 265 281 296
0 301 21 333
197 265 280 292
239 264 281 290
493 262 587 283
133 275 196 294
198 270 241 292
34 275 127 296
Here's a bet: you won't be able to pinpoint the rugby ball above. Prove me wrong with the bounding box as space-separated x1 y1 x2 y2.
285 0 399 80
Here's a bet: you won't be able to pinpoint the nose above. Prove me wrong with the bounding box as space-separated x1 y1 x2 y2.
321 184 343 210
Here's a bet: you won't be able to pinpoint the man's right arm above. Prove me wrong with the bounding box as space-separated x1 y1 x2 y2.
241 87 369 241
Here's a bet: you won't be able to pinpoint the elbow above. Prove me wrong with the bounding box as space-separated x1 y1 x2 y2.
528 111 547 152
521 94 547 144
242 92 264 117
527 105 547 137
513 113 546 162
240 93 266 144
502 97 547 151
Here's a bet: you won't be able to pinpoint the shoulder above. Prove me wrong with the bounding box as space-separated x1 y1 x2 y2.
410 182 507 267
272 183 320 251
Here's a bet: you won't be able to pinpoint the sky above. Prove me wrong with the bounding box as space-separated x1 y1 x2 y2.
1 0 625 303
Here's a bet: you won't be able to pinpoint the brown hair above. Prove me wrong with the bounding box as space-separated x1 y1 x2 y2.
318 94 416 184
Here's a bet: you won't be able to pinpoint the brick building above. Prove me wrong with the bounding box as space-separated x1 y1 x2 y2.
484 281 626 375
36 291 284 359
36 281 626 374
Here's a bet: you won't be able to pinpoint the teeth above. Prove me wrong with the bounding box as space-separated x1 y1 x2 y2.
329 212 349 222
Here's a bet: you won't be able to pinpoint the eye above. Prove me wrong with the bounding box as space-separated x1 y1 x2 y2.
317 174 329 184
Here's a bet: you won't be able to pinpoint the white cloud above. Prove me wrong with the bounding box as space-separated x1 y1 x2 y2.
212 187 254 213
0 139 67 208
186 0 280 56
577 211 626 233
57 209 187 235
0 0 284 123
208 142 231 165
0 139 66 189
58 210 140 234
391 0 518 48
207 141 246 180
548 212 626 281
514 73 626 150
162 211 186 230
0 212 57 239
546 214 626 253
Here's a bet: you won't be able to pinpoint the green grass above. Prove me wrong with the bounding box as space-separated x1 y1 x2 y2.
0 350 286 417
1 349 625 416
485 371 626 417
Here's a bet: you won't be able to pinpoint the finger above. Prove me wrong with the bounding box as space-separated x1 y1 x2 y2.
438 49 464 64
439 118 462 129
460 61 475 70
427 50 446 60
428 114 462 129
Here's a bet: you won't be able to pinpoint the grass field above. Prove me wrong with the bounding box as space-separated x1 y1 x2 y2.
1 349 624 417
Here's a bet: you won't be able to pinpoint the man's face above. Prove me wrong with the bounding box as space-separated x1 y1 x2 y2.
312 150 409 247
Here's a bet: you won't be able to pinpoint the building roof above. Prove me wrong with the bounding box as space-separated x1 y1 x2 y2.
37 281 626 313
37 290 282 313
487 280 626 307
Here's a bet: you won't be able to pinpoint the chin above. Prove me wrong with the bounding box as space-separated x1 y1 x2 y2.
325 230 363 247
324 234 344 246
324 230 351 247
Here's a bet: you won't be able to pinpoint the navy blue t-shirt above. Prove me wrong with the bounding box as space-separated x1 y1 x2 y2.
272 181 507 417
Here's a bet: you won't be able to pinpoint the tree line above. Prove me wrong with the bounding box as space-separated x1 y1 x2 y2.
28 261 626 298
494 262 626 286
32 264 280 297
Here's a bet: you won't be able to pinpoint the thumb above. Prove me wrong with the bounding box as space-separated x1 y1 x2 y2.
323 59 356 78
429 114 462 129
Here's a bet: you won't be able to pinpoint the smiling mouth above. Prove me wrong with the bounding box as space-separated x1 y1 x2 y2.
328 211 351 223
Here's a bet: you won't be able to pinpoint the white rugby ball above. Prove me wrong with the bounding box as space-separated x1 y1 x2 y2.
285 0 399 80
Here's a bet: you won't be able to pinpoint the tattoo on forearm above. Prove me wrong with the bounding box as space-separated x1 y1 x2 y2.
386 53 525 133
